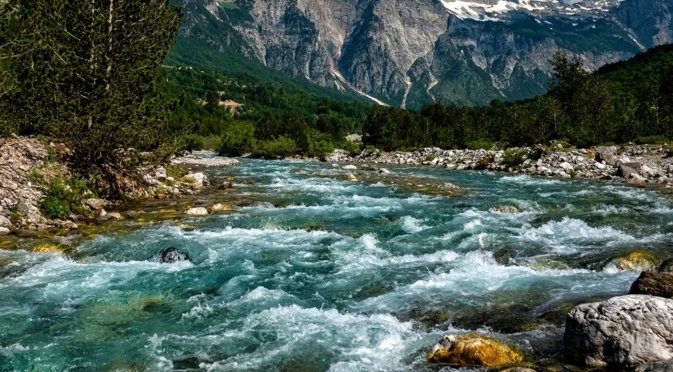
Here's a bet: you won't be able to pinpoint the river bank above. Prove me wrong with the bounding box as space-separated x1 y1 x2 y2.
327 144 673 186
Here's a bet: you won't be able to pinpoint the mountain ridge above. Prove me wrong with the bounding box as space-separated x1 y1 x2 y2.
171 0 673 107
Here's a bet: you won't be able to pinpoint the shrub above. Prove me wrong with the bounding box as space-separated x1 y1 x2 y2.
182 134 204 152
218 122 256 157
253 137 298 159
307 130 335 159
501 149 530 169
39 177 93 219
340 141 362 157
636 135 670 145
467 139 493 150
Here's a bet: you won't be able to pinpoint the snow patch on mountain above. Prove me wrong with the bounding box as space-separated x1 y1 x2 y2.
438 0 624 21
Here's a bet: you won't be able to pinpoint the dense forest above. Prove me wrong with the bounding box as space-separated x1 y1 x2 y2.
361 45 673 151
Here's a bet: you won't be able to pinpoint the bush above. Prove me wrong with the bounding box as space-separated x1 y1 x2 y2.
636 135 670 145
39 177 93 219
467 139 493 150
218 122 256 157
253 137 298 159
501 149 530 169
340 141 362 157
307 130 335 159
182 134 204 152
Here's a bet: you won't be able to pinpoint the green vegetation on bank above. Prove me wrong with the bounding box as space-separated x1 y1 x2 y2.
362 46 673 150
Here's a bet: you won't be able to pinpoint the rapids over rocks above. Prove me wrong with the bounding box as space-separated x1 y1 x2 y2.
1 159 673 371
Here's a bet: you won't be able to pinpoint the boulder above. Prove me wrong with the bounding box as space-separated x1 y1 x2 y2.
378 168 390 174
0 227 9 235
155 247 190 264
106 212 124 221
426 334 524 367
629 271 673 298
346 173 358 182
210 203 235 212
342 165 357 170
564 295 673 368
155 167 167 182
605 251 658 272
490 205 521 214
32 243 63 255
659 258 673 274
86 198 108 211
618 162 641 177
185 207 208 216
182 172 208 187
0 215 12 228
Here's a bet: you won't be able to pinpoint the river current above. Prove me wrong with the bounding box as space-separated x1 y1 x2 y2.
1 159 673 371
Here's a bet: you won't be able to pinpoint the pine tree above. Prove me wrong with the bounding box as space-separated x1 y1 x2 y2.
0 0 182 194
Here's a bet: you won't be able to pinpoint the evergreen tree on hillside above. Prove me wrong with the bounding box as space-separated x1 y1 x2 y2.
0 0 182 195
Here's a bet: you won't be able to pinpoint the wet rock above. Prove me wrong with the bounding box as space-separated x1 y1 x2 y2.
378 168 390 174
346 173 358 182
86 198 108 211
185 207 208 216
155 166 167 182
181 172 208 187
342 165 357 170
629 271 673 298
604 251 658 272
426 334 524 367
155 247 190 264
659 258 673 273
0 227 9 235
618 162 641 177
564 295 673 368
32 243 63 255
210 203 235 212
0 215 12 229
636 360 673 372
490 205 521 214
106 212 124 221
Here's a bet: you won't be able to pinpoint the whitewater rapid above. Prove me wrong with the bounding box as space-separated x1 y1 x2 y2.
1 160 672 371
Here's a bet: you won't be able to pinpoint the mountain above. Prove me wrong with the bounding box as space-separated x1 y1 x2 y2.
169 0 673 108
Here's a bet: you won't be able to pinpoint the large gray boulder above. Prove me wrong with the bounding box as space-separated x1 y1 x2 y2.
565 295 673 368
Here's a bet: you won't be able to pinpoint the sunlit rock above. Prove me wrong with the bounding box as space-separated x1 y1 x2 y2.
32 243 63 255
210 203 235 212
565 295 673 368
604 251 658 272
185 207 208 216
426 334 524 367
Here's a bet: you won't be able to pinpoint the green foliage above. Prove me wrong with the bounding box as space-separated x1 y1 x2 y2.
39 177 92 219
501 149 530 169
340 141 362 157
181 134 205 152
467 139 493 150
307 130 335 159
636 135 670 145
252 137 298 159
218 122 255 156
0 0 183 197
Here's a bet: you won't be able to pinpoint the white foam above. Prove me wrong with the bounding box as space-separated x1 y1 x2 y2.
400 216 429 233
498 175 563 186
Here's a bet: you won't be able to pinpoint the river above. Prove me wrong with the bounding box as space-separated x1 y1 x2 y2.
1 159 672 371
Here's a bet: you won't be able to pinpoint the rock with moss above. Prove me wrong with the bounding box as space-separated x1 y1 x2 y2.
604 251 658 272
426 334 524 367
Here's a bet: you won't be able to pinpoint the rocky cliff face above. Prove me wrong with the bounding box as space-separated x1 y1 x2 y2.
175 0 673 107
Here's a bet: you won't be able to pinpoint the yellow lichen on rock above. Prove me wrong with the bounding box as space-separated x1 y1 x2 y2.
32 243 63 255
611 251 658 271
427 334 524 367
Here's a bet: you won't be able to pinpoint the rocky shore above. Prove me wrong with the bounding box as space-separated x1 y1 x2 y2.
0 137 236 234
327 144 673 186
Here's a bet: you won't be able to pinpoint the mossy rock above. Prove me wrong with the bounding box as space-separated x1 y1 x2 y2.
606 251 658 272
32 243 63 255
427 334 524 367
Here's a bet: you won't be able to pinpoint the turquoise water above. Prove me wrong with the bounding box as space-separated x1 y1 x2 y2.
1 159 673 371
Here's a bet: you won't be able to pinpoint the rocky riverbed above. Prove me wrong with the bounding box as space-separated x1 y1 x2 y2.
327 144 673 186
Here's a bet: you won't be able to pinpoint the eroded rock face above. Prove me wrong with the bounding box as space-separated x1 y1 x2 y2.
426 334 524 367
564 295 673 368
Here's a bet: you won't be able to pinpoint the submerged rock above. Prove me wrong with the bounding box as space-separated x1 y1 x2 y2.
564 295 673 368
490 205 521 214
155 247 190 264
426 334 524 367
629 271 673 298
32 243 63 255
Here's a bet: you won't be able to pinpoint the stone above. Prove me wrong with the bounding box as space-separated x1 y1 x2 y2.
346 173 358 182
564 295 673 368
378 168 390 174
426 334 524 367
605 251 658 272
629 271 673 298
86 198 108 211
32 243 63 255
594 162 606 170
560 162 573 171
155 247 190 264
618 162 641 177
155 167 167 181
0 215 12 228
490 205 521 214
106 212 124 221
185 207 208 216
659 258 673 273
0 227 9 235
183 172 208 187
210 203 235 212
342 165 357 170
